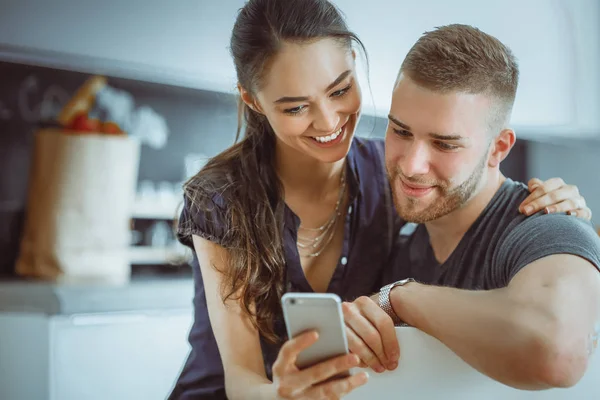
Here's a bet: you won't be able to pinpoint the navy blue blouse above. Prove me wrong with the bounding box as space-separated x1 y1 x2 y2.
169 137 404 400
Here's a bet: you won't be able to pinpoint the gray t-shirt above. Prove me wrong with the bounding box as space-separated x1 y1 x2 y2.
384 178 600 289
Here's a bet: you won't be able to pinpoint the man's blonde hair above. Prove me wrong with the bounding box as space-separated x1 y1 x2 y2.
399 24 519 132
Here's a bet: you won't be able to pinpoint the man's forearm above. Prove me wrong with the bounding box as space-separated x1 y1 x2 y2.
390 283 586 390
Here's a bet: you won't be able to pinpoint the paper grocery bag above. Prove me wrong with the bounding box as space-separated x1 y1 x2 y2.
16 129 140 284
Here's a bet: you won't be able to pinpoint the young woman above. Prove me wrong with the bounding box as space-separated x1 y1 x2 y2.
170 1 592 399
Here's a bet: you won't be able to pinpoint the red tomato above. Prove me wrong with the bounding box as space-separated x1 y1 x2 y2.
69 113 98 132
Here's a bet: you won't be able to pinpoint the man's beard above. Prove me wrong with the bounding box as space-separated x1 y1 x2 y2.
389 151 489 224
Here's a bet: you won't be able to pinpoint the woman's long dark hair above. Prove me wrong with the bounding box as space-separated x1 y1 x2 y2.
183 0 366 343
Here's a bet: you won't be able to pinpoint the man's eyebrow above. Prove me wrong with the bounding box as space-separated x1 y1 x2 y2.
388 114 411 130
429 132 465 141
388 114 465 141
274 70 352 104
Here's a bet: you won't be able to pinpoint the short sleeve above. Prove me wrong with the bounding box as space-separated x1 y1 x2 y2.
496 214 600 285
176 190 232 249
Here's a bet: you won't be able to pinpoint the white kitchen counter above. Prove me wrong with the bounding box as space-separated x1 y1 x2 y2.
0 275 194 315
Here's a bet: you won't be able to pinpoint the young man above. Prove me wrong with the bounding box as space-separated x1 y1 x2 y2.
342 24 600 390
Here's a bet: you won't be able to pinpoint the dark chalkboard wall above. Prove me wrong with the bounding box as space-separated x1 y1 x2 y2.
0 60 240 275
0 60 528 275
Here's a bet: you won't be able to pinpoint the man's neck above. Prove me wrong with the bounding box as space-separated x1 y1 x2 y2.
424 171 506 264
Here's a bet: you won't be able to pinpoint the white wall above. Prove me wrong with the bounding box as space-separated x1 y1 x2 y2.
340 0 577 128
563 0 600 135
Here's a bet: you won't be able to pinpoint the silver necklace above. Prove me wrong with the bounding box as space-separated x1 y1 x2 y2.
297 167 346 258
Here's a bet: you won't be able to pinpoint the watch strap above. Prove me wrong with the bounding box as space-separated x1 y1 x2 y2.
378 278 416 326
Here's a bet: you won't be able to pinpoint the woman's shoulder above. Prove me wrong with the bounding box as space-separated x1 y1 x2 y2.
350 136 385 165
177 155 241 247
349 136 387 178
351 136 384 153
184 161 236 209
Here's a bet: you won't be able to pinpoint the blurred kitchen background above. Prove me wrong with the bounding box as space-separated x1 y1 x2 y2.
0 0 598 399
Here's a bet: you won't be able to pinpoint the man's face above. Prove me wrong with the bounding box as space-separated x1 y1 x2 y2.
385 75 495 223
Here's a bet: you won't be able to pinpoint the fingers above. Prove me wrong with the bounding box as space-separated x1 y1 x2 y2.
275 354 362 399
527 177 543 192
294 353 360 390
345 326 384 373
355 297 400 369
520 178 579 216
343 300 386 371
520 177 567 213
274 332 351 399
520 185 551 214
566 207 593 221
302 371 369 400
521 177 591 220
543 198 587 216
539 177 566 191
274 331 319 374
343 297 399 371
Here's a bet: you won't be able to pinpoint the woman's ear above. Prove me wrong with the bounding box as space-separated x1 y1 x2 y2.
238 84 264 114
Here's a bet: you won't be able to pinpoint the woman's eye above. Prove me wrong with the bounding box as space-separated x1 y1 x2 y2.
331 84 352 98
284 105 307 115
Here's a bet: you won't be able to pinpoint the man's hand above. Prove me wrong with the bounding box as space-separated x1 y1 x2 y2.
342 296 400 373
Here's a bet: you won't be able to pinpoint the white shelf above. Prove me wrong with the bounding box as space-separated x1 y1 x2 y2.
131 200 181 220
128 246 186 265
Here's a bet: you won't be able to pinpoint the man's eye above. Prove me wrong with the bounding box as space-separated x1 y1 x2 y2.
393 129 412 137
436 142 459 151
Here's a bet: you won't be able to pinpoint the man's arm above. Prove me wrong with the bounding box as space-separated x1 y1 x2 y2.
391 254 600 390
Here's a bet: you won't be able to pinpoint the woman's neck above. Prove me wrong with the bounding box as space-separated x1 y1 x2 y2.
275 140 345 200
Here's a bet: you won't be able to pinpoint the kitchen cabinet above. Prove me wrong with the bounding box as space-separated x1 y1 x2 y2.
0 0 244 93
0 279 195 400
0 310 192 400
0 0 598 137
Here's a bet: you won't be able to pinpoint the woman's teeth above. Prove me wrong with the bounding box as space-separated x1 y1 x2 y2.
313 128 342 143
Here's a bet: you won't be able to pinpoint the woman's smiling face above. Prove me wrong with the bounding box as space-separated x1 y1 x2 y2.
245 38 362 164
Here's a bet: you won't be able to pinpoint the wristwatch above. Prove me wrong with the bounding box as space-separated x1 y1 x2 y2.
378 278 416 326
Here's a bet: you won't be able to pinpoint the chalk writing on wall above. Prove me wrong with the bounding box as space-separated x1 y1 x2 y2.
16 75 69 123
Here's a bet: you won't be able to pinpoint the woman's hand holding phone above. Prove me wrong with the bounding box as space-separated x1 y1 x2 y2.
271 331 369 399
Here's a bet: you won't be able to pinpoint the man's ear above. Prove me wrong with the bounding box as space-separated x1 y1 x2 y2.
238 84 264 114
488 128 516 168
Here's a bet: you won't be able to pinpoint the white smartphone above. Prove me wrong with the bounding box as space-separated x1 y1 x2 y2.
281 292 351 377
